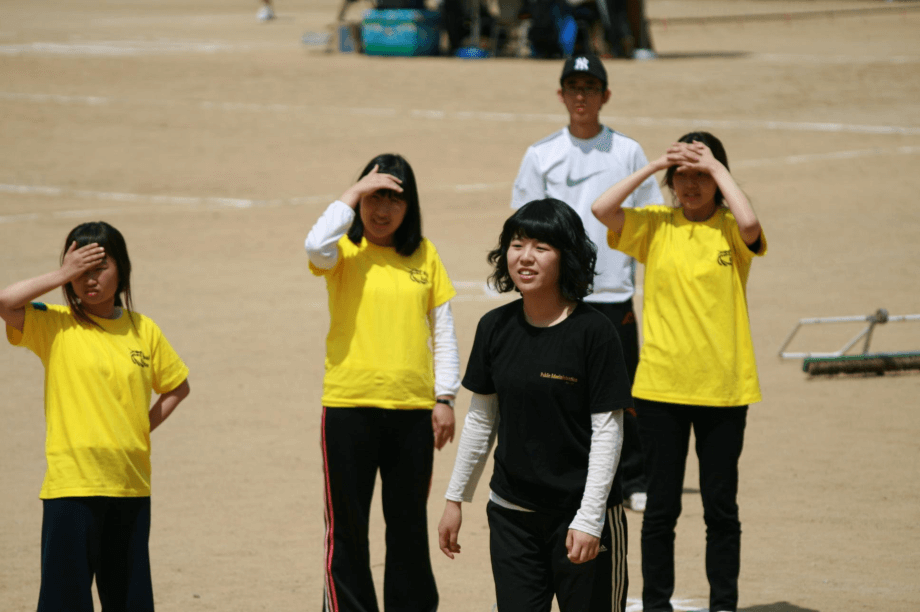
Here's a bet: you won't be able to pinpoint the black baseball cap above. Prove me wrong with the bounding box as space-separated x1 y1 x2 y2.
559 54 608 88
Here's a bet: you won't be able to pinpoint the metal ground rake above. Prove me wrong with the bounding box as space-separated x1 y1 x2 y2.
778 309 920 375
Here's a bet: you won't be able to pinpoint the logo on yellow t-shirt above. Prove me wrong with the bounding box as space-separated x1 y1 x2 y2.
131 350 150 367
408 268 429 284
717 250 733 266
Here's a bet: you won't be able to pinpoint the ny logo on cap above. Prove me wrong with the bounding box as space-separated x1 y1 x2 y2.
575 57 589 71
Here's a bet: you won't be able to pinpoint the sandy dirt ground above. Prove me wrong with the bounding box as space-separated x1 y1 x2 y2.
1 1 919 610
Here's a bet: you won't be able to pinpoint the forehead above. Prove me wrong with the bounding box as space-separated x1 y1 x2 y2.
510 232 554 247
562 75 605 89
366 188 406 201
672 166 709 176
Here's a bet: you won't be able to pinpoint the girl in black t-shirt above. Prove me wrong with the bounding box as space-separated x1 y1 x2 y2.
437 199 633 612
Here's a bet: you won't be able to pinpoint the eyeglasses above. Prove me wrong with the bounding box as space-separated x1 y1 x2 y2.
563 85 604 97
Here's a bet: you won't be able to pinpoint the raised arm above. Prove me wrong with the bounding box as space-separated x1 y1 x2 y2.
304 202 355 269
592 154 671 233
684 141 762 245
304 165 404 269
0 242 105 333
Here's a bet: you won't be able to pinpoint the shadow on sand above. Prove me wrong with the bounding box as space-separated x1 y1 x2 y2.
655 51 751 60
742 603 820 612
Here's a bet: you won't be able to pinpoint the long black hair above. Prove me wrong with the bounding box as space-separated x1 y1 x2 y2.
663 131 730 208
61 221 135 329
487 198 598 302
346 153 423 256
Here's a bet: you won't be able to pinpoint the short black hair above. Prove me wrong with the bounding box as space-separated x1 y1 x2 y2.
487 199 598 302
347 153 423 256
61 221 136 329
663 131 730 208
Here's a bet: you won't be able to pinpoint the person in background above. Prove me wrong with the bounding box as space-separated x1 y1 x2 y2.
605 0 656 59
258 0 274 21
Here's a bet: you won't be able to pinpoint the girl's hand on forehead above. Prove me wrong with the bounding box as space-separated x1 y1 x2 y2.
341 164 404 208
661 142 699 169
61 241 106 280
662 141 721 175
682 141 720 172
355 164 403 196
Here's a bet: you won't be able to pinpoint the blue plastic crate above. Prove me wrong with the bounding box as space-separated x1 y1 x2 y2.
362 9 440 57
338 23 361 53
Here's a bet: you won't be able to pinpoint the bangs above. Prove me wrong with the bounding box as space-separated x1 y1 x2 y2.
69 224 114 249
506 210 569 251
374 188 406 202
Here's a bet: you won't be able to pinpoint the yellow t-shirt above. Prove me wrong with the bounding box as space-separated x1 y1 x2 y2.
311 237 456 409
609 206 767 407
7 303 189 498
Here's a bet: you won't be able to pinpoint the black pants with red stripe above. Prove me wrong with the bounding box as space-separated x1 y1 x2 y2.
321 407 438 612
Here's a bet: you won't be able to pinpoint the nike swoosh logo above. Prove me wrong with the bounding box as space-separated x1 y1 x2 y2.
565 171 604 187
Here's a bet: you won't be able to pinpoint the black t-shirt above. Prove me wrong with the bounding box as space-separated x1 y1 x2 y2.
462 300 633 513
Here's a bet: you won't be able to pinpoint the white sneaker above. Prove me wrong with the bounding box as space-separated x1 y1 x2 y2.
257 6 274 21
632 48 657 61
626 492 647 512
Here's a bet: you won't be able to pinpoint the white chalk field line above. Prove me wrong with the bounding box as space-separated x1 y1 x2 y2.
0 180 519 224
2 91 919 136
0 184 340 222
750 52 920 66
0 40 295 56
2 145 918 225
734 145 920 167
0 37 918 65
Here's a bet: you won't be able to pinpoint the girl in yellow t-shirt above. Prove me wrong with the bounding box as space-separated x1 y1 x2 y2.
592 132 766 612
305 153 459 612
1 221 190 612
